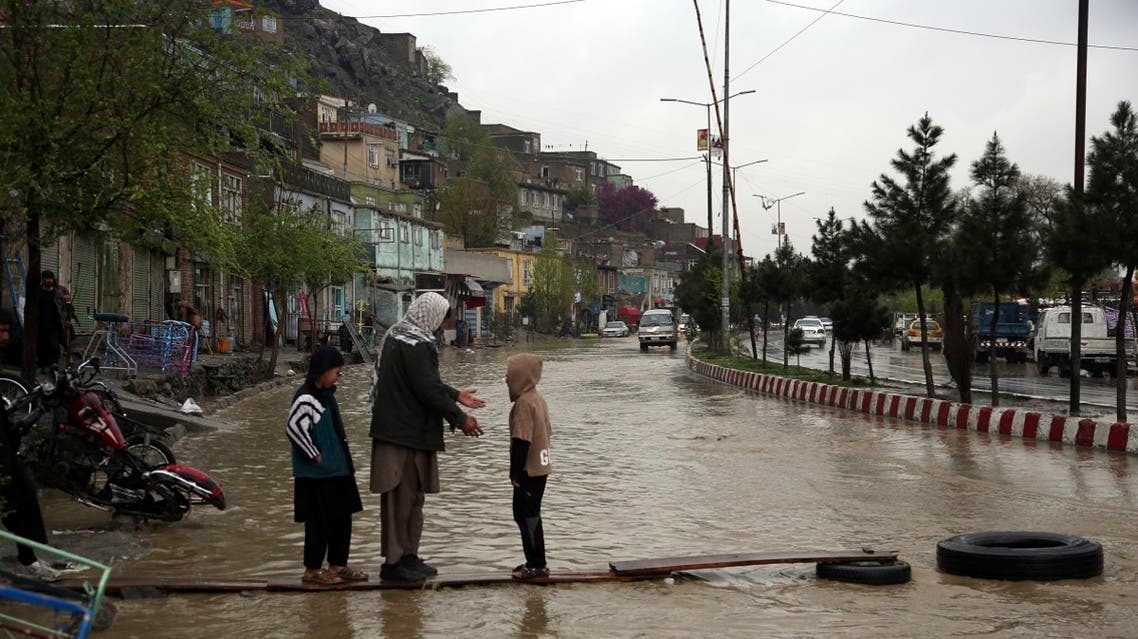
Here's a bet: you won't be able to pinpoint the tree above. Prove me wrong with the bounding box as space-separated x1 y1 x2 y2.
595 183 658 233
564 185 596 213
0 0 297 379
1087 101 1138 422
955 133 1035 406
829 282 890 382
675 246 723 349
421 46 454 86
437 112 518 247
808 209 850 376
528 249 574 332
786 328 808 367
299 219 367 353
770 241 806 369
862 114 958 397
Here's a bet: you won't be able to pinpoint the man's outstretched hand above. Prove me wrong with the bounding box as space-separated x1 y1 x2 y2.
457 388 485 409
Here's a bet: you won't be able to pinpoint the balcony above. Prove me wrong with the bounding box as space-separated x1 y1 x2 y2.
318 121 398 142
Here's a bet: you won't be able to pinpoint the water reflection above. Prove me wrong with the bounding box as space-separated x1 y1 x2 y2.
88 340 1138 638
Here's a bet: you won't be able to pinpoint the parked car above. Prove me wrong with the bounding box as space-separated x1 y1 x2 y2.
902 319 942 351
601 321 630 338
818 316 833 331
792 317 826 346
638 309 677 351
1033 305 1136 377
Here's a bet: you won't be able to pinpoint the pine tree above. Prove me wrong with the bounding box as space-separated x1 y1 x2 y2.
862 114 958 397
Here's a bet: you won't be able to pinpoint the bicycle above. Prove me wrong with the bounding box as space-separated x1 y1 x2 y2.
79 311 138 378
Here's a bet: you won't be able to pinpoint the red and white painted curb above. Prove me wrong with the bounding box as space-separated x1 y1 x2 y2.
686 350 1137 455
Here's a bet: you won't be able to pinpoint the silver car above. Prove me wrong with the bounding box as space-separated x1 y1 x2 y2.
792 317 827 346
601 321 630 338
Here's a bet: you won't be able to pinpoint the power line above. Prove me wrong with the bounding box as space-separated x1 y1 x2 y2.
733 0 845 82
604 156 703 162
324 0 585 20
763 0 1138 52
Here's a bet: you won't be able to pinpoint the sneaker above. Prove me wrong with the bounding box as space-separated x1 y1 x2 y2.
405 555 438 577
23 560 61 582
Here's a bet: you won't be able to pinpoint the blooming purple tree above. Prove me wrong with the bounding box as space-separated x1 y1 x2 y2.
596 183 659 232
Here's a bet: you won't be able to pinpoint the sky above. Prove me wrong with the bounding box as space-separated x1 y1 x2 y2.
318 0 1137 260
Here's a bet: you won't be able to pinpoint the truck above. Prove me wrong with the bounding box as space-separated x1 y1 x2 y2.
1032 305 1136 377
970 301 1032 363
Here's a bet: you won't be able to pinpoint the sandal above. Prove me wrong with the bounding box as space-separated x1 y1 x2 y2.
511 564 550 581
332 566 369 582
301 569 343 585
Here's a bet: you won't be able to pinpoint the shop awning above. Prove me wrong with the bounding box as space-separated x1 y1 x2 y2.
464 277 485 297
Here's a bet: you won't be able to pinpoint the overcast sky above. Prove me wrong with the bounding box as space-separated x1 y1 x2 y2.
319 0 1137 260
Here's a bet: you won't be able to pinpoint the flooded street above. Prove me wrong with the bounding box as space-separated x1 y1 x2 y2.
48 338 1138 638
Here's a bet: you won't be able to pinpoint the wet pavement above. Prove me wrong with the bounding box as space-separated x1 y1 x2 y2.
23 337 1138 638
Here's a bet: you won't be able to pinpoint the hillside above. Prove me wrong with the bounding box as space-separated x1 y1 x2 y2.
262 0 461 131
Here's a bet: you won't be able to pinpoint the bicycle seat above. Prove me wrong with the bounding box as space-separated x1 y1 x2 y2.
93 312 130 323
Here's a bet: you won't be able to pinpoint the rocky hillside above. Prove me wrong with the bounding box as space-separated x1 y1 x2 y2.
262 0 461 130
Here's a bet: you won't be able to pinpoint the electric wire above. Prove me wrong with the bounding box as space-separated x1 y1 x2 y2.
762 0 1138 52
733 0 845 82
323 0 586 20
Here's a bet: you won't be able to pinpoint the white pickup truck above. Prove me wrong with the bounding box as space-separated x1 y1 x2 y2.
1032 306 1136 377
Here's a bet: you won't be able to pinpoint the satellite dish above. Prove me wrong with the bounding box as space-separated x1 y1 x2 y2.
367 103 377 114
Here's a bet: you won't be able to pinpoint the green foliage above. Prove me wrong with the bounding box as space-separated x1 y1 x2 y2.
807 208 851 304
785 327 808 367
528 249 574 331
1088 101 1138 271
693 345 875 388
564 186 596 212
0 0 302 376
675 246 723 345
437 112 518 246
421 46 454 86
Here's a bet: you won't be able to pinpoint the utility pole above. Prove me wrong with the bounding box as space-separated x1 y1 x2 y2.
720 0 731 351
1070 0 1089 414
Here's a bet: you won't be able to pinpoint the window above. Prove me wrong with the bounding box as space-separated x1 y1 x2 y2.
430 230 442 249
263 15 277 33
523 261 532 285
400 224 409 243
575 168 583 181
368 144 380 168
413 227 423 246
541 166 549 178
523 140 531 153
413 203 422 218
386 151 398 167
331 286 344 318
191 163 212 211
330 208 348 235
365 196 376 206
221 174 242 223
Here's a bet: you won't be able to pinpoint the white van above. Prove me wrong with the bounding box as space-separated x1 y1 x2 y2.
638 309 677 352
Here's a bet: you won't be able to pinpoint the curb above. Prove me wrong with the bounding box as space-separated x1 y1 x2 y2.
685 348 1137 456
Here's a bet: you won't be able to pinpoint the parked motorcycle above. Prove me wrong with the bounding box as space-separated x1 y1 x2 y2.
5 359 226 522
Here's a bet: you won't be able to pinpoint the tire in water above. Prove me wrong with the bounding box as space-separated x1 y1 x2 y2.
936 531 1103 581
816 560 911 585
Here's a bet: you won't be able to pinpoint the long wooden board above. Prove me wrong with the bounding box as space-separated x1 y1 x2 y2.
57 549 901 595
609 549 899 576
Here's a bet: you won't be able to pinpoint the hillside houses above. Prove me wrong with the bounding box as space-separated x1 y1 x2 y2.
0 5 725 358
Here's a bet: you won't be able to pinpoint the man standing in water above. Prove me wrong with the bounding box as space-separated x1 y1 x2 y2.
368 292 485 582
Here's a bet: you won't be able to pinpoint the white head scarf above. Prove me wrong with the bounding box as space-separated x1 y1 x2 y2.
369 292 451 405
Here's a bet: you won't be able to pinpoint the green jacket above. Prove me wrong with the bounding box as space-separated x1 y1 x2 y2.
369 338 466 452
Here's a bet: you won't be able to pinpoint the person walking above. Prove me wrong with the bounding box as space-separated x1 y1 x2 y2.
287 345 366 586
34 271 66 371
0 309 60 582
368 292 485 582
505 353 553 580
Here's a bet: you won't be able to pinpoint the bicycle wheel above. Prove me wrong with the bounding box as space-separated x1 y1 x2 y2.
0 375 32 415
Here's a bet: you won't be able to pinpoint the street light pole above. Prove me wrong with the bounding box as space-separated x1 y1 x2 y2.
659 88 755 242
755 191 806 249
720 0 731 350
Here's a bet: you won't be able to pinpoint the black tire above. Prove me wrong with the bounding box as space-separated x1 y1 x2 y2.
126 438 176 468
1037 355 1049 376
668 343 677 351
816 560 911 585
975 351 990 364
640 343 648 352
937 531 1103 581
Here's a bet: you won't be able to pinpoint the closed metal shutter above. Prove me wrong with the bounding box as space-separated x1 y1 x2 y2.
71 235 98 334
131 247 149 322
150 254 165 321
40 240 60 275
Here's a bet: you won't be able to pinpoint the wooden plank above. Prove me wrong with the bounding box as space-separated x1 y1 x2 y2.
266 570 632 592
609 549 899 576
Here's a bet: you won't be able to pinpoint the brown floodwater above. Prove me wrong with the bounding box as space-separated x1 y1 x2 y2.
37 338 1138 638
